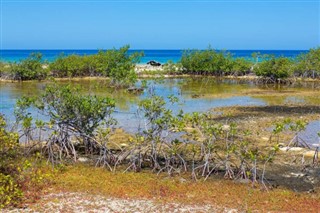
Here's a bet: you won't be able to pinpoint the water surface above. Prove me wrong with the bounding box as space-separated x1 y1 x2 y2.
1 78 320 133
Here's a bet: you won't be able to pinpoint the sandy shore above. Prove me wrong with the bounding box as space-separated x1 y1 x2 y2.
135 64 164 73
4 192 237 213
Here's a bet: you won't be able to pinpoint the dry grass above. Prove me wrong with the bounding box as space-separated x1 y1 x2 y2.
43 164 320 212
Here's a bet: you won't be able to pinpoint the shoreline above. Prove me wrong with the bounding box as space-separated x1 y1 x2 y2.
1 62 320 83
1 73 320 83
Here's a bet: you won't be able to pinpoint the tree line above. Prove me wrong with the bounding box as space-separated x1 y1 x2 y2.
0 46 319 84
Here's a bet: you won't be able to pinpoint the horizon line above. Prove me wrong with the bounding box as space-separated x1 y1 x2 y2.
1 48 311 51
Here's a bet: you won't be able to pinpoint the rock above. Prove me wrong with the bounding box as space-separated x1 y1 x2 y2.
303 150 317 158
222 125 230 131
127 87 144 93
261 137 270 141
146 60 161 66
179 178 187 183
120 143 128 148
78 157 89 162
279 147 304 152
289 172 306 177
191 94 200 98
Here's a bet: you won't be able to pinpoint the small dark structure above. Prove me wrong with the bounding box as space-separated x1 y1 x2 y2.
147 60 162 66
127 87 144 93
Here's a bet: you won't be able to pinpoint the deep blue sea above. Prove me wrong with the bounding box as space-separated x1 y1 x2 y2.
0 49 308 64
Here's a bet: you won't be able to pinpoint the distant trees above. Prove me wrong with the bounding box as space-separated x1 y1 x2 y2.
50 45 143 87
0 45 143 87
9 53 48 81
294 47 320 78
254 56 294 80
0 46 320 82
180 46 320 80
181 48 238 75
180 48 253 76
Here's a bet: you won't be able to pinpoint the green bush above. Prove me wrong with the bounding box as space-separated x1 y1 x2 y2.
0 62 11 78
0 115 54 209
49 54 86 77
181 48 231 75
294 47 320 78
180 47 252 76
254 55 294 79
33 84 116 160
0 116 22 208
10 53 48 81
49 45 143 87
229 58 253 76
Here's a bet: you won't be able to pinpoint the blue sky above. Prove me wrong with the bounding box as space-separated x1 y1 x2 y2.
1 0 319 49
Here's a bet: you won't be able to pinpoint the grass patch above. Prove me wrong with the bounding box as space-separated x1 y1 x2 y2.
50 164 320 212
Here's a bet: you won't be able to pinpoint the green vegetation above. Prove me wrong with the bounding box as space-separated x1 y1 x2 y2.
180 47 253 76
7 53 48 81
49 45 142 87
11 85 307 183
254 55 294 80
0 45 142 87
1 46 320 83
1 81 319 210
0 117 22 208
179 46 320 80
15 84 116 163
0 116 52 208
294 47 320 78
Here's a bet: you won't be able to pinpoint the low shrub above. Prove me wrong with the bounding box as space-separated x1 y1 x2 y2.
254 55 294 80
294 47 320 78
9 53 48 81
49 45 143 87
180 47 253 76
0 115 53 209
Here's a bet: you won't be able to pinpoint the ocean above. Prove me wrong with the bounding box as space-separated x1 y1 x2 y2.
0 49 308 64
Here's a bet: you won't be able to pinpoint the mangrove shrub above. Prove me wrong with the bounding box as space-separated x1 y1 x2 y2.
294 47 320 78
254 55 294 79
180 47 253 76
49 45 143 87
9 53 47 81
34 84 115 162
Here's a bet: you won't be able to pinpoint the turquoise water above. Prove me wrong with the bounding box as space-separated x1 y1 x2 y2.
0 78 266 132
0 49 308 64
1 78 320 133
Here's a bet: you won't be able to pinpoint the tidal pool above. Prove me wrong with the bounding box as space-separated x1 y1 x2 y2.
1 78 319 132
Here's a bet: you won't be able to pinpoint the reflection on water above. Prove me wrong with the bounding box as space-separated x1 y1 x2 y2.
298 121 320 148
1 78 319 132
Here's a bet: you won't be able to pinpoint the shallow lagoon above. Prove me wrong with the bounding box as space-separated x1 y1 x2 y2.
1 78 320 133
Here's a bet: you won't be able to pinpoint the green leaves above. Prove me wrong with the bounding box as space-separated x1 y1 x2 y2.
254 55 294 79
10 53 48 81
40 84 116 135
294 47 320 78
49 45 143 88
180 47 253 75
